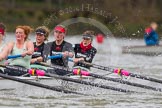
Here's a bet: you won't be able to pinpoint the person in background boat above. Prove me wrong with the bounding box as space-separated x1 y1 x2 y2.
0 25 34 76
144 22 159 46
30 26 50 64
43 25 73 75
73 30 97 71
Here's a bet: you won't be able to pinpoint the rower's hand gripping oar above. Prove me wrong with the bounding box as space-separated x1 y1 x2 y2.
68 58 162 84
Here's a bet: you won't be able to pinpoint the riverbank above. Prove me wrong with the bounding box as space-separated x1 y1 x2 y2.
0 0 162 38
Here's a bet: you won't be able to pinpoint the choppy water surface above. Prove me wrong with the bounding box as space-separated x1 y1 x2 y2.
1 34 162 108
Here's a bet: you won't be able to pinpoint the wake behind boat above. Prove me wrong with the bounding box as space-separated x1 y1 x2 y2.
122 45 162 56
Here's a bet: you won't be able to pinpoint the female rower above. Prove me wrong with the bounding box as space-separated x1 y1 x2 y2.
73 30 97 71
43 25 73 75
44 25 73 67
0 23 6 54
31 26 50 63
0 25 34 76
0 23 7 67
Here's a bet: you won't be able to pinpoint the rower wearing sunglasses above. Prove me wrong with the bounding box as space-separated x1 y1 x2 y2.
31 26 50 64
30 26 50 70
73 30 97 71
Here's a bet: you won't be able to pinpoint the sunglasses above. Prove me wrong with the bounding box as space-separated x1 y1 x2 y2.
36 33 44 36
83 37 91 40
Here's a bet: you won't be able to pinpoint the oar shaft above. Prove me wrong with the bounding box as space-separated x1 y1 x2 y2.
85 62 162 84
4 64 162 92
34 62 162 92
1 65 133 93
73 69 162 92
89 73 162 92
0 73 82 95
35 70 134 93
129 73 162 84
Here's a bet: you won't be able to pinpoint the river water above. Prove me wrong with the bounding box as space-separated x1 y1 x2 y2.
0 33 162 108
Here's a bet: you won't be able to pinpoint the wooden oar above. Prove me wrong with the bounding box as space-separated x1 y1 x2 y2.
0 64 134 93
68 58 162 84
34 62 162 92
0 72 83 95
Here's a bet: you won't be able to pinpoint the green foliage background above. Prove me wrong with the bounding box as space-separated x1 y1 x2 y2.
0 0 162 38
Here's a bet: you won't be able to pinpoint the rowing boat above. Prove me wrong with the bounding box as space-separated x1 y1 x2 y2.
0 65 96 91
2 63 156 93
0 70 120 92
122 45 162 56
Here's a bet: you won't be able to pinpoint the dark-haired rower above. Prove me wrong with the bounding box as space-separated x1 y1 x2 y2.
73 30 97 71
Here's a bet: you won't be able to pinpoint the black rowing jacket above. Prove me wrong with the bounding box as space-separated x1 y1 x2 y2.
43 41 73 67
74 44 97 69
32 42 45 60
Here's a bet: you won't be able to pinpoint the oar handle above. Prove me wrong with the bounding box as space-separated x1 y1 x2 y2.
7 54 22 59
48 54 62 59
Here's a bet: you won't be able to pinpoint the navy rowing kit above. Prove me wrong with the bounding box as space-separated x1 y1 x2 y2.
74 42 97 69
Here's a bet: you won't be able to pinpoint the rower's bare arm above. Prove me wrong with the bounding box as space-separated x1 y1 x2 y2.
0 42 13 61
23 41 34 56
31 56 43 63
36 56 43 62
0 47 8 61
